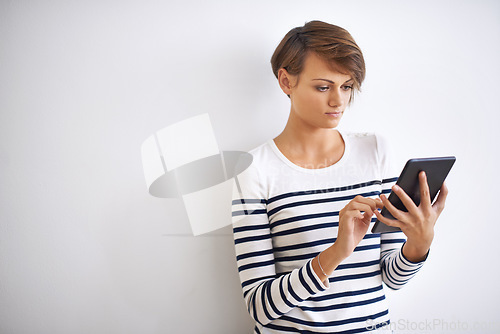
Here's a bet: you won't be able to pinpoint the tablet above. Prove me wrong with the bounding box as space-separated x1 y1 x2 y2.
371 156 456 233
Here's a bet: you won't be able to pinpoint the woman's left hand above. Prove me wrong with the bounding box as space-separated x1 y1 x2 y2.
374 171 449 262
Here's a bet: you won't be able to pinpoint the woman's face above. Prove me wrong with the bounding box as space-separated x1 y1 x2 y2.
281 52 353 130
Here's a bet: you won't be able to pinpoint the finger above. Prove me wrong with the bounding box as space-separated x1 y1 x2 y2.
374 209 402 228
433 182 448 213
419 171 432 208
347 202 376 217
379 193 408 222
341 205 366 219
353 195 378 212
392 184 419 214
362 209 377 224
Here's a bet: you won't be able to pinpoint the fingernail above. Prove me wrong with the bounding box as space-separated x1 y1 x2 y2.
392 185 400 191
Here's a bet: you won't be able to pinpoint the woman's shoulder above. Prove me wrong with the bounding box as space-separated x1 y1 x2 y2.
237 140 277 178
342 131 389 151
342 131 396 176
233 141 278 199
246 140 276 166
342 130 384 140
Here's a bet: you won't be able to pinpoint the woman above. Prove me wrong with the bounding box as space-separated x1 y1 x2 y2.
232 20 447 333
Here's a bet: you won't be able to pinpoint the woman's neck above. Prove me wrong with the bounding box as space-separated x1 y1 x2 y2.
273 114 345 169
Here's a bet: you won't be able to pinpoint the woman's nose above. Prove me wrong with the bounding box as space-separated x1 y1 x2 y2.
328 89 344 108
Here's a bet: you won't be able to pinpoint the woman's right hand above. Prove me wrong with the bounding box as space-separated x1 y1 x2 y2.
314 195 383 281
335 196 383 259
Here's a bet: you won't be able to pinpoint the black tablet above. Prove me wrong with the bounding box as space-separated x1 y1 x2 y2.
371 156 456 233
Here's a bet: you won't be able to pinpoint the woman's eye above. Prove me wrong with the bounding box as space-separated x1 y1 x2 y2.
342 85 353 91
317 86 329 92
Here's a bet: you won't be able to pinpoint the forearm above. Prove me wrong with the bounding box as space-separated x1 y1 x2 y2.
380 240 426 290
402 239 430 263
242 259 328 325
312 243 349 284
234 217 328 325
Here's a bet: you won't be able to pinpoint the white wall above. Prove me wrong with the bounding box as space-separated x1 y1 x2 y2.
1 1 499 333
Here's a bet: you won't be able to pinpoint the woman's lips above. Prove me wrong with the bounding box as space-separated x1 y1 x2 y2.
326 112 342 117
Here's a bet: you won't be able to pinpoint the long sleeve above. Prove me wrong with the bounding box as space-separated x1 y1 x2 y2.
375 134 426 290
231 134 426 332
231 168 328 326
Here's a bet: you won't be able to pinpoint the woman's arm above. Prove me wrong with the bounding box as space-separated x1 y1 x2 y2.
232 204 328 325
375 171 448 262
232 173 328 326
311 195 383 283
373 171 448 289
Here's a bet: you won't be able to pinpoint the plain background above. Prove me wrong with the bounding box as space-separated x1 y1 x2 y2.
1 0 499 333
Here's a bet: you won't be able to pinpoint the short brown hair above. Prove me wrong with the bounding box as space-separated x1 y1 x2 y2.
271 21 365 96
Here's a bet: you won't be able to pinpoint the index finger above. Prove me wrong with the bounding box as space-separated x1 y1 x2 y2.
353 195 380 212
391 184 419 214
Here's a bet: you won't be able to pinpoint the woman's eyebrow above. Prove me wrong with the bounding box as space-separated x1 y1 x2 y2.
312 78 354 84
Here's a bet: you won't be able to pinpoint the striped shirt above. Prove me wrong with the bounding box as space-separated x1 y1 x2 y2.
232 131 425 333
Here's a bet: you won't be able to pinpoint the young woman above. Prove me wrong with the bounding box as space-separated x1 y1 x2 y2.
232 21 448 333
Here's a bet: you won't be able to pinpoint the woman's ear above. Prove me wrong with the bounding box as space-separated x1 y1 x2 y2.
277 68 295 97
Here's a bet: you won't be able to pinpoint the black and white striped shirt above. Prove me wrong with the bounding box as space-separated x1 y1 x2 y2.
232 131 425 333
